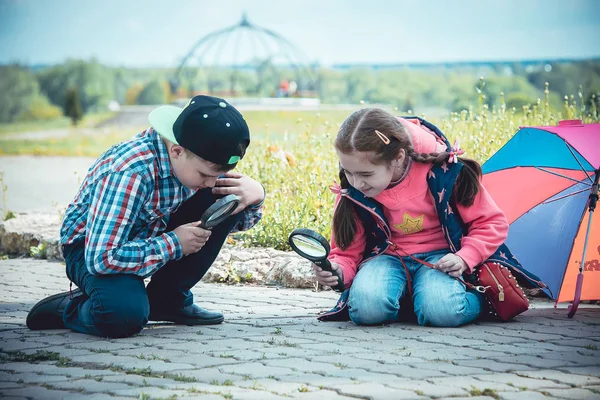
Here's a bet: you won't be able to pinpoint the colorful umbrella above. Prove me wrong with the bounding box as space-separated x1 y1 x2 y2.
482 120 600 317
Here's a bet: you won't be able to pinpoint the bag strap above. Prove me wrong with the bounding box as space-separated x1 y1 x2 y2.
386 240 488 294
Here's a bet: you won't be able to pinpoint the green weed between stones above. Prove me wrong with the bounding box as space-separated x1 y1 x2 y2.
469 387 500 399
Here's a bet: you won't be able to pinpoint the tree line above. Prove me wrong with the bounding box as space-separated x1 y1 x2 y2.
1 58 598 124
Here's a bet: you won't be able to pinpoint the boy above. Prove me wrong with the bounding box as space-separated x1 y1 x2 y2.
26 95 265 338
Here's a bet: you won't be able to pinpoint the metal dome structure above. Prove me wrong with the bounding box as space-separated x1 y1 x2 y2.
170 13 317 98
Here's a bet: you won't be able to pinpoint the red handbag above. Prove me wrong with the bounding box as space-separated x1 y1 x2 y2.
389 243 529 321
387 241 529 322
470 262 530 321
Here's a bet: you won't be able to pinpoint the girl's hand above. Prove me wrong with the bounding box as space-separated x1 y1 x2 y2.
433 253 468 278
212 172 265 214
313 262 344 288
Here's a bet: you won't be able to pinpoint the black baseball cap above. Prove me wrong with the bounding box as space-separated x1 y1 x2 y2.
149 95 250 166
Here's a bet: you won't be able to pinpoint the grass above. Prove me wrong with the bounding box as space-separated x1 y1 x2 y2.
0 117 71 135
210 379 234 386
0 87 598 252
0 111 117 136
0 350 61 362
469 387 500 399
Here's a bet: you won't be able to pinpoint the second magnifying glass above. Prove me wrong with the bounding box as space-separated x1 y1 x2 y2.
288 228 345 292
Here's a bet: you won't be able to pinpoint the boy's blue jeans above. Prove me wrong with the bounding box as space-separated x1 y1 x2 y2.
347 252 482 327
62 189 242 338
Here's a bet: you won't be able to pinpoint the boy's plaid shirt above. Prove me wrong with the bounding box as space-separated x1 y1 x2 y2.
60 128 263 277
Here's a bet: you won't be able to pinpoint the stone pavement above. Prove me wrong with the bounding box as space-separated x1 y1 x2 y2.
1 259 599 400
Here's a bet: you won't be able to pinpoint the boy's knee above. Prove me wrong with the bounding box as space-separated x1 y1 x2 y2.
348 288 399 325
92 298 149 338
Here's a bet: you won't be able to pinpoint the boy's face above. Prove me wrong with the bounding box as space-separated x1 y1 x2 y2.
169 145 223 190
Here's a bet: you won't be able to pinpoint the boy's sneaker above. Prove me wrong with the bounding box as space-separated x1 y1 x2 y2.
149 304 224 326
26 289 82 330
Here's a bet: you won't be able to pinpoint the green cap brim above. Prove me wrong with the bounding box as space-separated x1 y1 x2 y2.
148 105 183 144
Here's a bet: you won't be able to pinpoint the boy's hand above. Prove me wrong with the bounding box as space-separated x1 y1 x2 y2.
433 253 468 278
173 221 211 255
313 262 344 288
212 172 265 214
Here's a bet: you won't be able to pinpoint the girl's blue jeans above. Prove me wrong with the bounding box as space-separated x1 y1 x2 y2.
347 251 483 327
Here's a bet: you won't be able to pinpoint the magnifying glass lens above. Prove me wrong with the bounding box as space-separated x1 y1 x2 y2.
290 235 327 258
200 194 240 229
207 201 237 223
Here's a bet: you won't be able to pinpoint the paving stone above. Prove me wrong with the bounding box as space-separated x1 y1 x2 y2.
557 366 600 376
424 376 519 392
331 382 426 399
0 381 22 389
408 361 492 376
439 397 499 400
0 362 122 378
109 387 191 398
263 358 339 374
497 391 560 400
487 355 577 368
385 380 469 397
236 378 318 396
1 386 85 399
1 258 599 400
545 338 600 348
320 367 407 383
44 378 133 393
291 390 361 399
475 372 571 390
517 370 600 386
541 351 600 366
0 372 70 384
543 388 600 399
452 359 537 372
67 353 196 373
97 373 182 388
218 362 296 378
161 382 293 399
268 373 356 387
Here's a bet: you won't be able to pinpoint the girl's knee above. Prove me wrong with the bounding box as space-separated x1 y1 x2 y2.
416 292 481 327
348 288 399 325
417 307 465 327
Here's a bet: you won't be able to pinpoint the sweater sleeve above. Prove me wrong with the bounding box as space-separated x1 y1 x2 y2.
327 195 367 287
455 183 509 271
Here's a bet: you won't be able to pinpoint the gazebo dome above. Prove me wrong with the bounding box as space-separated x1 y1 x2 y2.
171 13 316 98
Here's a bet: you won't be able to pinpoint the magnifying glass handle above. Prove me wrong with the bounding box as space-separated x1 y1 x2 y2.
314 259 345 292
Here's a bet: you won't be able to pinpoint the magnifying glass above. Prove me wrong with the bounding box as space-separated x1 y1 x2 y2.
288 228 345 292
199 194 240 229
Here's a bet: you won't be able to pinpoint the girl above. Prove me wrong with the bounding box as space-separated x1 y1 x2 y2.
315 108 511 327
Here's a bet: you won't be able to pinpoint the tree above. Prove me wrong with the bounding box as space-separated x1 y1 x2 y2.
37 58 115 113
136 80 167 105
0 65 40 123
65 87 83 125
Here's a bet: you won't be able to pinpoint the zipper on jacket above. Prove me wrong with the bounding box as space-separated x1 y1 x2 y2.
485 264 504 302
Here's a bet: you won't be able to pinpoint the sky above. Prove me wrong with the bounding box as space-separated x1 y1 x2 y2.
1 0 599 68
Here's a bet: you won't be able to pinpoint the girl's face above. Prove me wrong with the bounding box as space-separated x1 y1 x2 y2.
338 150 404 197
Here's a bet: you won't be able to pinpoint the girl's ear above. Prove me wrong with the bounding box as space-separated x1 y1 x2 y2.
391 148 406 167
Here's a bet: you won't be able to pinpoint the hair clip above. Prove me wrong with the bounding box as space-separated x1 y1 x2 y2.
448 140 465 163
374 130 390 145
329 181 348 196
